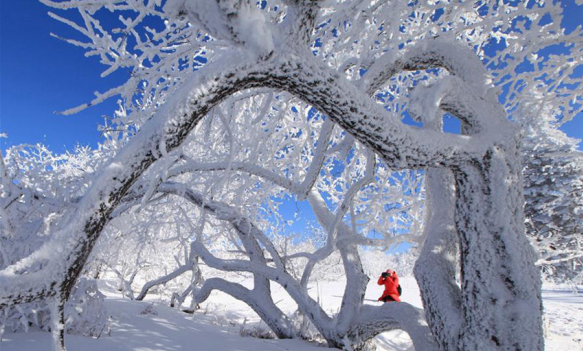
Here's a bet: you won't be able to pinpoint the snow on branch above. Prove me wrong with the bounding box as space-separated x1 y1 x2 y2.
348 304 437 351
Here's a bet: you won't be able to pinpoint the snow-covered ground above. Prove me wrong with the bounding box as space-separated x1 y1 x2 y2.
541 285 583 351
1 277 581 351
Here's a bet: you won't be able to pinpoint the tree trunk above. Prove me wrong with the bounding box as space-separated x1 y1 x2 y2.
414 167 462 351
50 297 66 351
454 144 543 351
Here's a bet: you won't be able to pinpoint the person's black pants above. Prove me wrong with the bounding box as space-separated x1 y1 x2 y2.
381 295 396 302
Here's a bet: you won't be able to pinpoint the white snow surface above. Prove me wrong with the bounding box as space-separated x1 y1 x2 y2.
1 278 581 351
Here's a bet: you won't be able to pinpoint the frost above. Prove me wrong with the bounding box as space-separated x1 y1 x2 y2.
3 1 581 351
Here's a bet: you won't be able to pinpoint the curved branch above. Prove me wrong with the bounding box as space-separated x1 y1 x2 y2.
266 52 494 169
195 277 293 339
135 260 194 301
347 304 438 351
152 182 343 340
363 38 489 98
156 182 285 271
363 37 515 139
0 56 271 307
409 75 510 135
192 239 335 332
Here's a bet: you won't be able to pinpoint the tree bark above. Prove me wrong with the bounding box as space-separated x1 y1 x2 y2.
414 168 462 351
454 145 543 350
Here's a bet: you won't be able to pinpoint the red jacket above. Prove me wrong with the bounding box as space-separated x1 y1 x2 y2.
377 271 401 302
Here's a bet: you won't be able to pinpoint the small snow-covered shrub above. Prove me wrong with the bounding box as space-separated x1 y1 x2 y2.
4 302 51 333
239 321 276 340
4 278 110 338
290 310 325 344
139 303 158 316
65 278 110 338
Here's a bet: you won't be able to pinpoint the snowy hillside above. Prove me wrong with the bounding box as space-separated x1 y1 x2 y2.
2 277 581 351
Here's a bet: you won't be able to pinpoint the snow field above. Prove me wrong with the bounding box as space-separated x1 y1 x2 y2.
1 277 580 351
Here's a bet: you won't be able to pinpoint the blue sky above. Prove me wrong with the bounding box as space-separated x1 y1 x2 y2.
0 0 126 152
1 0 582 153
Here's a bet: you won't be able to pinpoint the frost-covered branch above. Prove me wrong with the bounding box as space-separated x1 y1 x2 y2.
347 304 437 351
363 38 489 97
135 257 194 301
194 277 293 338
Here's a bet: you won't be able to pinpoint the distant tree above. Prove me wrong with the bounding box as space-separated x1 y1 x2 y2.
524 132 583 283
493 8 583 284
1 1 582 351
515 88 583 283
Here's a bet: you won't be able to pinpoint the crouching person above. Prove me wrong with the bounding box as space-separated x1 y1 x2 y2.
377 269 401 302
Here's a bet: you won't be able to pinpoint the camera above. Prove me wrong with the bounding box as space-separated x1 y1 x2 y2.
381 272 389 278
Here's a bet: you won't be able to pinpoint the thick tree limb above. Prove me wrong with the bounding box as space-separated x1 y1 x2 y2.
413 168 462 351
195 277 293 338
135 260 194 301
347 304 438 351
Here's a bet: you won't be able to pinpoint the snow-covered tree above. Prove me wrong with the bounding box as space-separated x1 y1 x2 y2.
0 144 113 339
515 87 583 283
523 136 583 283
1 1 582 350
496 8 583 284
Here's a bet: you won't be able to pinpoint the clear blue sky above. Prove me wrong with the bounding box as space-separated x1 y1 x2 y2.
1 0 582 153
0 0 125 153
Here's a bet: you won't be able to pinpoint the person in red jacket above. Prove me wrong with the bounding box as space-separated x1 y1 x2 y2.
377 269 401 302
